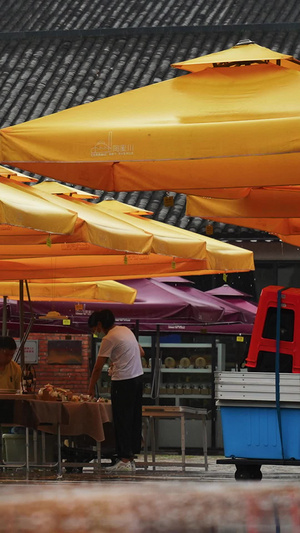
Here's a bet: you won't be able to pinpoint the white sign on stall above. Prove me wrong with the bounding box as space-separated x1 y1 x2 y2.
14 340 39 364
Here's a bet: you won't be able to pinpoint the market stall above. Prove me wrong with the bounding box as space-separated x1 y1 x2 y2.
0 391 112 475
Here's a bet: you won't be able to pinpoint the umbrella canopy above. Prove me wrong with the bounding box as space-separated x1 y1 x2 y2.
1 42 300 193
0 280 137 304
186 187 300 219
92 277 255 324
205 284 257 316
173 42 300 72
0 175 77 235
34 181 99 198
0 176 235 261
0 251 253 282
205 284 252 299
8 278 255 331
0 176 255 273
0 164 38 183
185 190 300 244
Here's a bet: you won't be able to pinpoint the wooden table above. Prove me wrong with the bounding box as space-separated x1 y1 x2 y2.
140 406 208 472
0 395 112 475
40 400 113 474
0 394 69 473
40 400 112 442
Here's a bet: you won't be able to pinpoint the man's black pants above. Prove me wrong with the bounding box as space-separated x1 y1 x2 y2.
111 374 143 460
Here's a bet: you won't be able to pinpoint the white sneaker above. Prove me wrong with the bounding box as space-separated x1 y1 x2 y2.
105 460 133 473
131 460 136 473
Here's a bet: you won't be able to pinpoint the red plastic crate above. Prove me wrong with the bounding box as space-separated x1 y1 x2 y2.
246 286 300 373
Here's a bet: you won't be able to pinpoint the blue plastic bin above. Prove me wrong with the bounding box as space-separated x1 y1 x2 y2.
220 406 300 460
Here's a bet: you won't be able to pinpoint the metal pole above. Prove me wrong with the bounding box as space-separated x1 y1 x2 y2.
57 424 62 478
2 296 7 336
25 427 30 473
15 281 35 367
155 324 160 396
211 337 217 451
19 280 25 368
152 325 160 405
134 319 139 339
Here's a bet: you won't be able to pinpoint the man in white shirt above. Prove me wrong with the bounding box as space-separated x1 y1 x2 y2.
88 309 144 473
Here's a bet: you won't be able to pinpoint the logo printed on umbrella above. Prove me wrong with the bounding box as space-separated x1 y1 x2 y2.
91 131 134 157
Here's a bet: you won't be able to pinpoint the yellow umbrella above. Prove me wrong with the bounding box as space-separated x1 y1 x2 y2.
0 177 152 253
0 238 255 276
0 175 254 275
34 181 99 198
0 280 137 304
1 42 300 192
0 164 38 183
0 249 254 282
10 180 250 265
0 175 77 235
0 177 203 259
186 188 300 220
185 189 300 238
173 42 300 72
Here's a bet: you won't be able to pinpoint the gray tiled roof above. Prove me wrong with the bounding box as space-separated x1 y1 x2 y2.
2 0 300 31
1 0 300 241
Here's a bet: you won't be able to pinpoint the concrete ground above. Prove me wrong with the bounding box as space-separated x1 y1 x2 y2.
1 453 300 482
1 456 300 532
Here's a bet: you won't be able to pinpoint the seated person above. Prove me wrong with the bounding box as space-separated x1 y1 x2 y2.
0 336 21 390
0 337 23 453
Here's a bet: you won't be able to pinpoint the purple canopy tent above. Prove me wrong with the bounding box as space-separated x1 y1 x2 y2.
205 284 252 298
205 284 258 317
1 278 256 335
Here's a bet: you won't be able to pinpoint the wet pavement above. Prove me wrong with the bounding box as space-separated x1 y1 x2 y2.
0 454 300 483
1 456 300 531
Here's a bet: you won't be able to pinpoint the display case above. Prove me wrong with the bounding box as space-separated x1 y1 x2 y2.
140 337 214 408
94 333 226 450
95 336 222 406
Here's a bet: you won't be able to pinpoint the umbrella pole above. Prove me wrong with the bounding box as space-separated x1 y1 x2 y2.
150 325 161 405
14 281 35 393
155 324 161 405
134 319 139 339
2 296 7 335
19 280 25 368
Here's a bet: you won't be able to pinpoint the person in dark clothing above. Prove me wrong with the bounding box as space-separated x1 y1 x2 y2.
88 310 144 473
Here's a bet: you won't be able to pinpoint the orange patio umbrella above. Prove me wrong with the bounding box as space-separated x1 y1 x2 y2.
33 180 98 199
186 187 300 219
11 181 254 269
185 188 300 244
3 178 230 261
1 42 300 193
0 175 78 236
0 251 254 282
0 280 137 304
0 176 204 259
0 175 254 277
0 164 38 183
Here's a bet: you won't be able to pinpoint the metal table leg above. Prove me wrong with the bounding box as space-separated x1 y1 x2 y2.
201 415 208 471
150 417 156 471
41 431 46 464
33 429 38 465
96 441 101 471
25 427 30 473
180 415 186 472
143 418 148 471
0 426 3 464
57 424 62 477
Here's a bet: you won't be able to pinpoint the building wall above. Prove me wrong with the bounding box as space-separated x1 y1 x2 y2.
16 333 92 394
